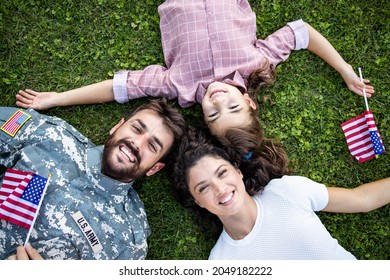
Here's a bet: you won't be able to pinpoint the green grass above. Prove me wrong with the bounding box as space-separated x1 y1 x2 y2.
1 0 389 259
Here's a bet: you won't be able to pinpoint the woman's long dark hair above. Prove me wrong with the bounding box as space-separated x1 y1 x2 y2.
218 127 289 195
171 127 224 237
171 125 289 237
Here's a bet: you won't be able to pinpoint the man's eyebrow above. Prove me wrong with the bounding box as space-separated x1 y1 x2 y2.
152 135 164 151
135 119 147 129
209 107 243 123
135 119 164 151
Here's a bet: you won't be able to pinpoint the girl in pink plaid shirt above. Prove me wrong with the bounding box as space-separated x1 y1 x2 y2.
16 0 374 158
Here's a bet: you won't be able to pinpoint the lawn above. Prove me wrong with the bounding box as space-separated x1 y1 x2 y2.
1 0 389 259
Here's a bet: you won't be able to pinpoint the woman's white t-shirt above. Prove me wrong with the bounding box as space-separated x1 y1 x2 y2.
209 175 356 260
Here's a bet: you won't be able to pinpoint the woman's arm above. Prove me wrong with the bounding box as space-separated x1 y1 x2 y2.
323 177 390 213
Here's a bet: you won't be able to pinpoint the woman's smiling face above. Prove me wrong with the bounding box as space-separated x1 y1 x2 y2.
187 155 246 217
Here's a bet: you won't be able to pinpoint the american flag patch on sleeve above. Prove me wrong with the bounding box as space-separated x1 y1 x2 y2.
1 110 31 137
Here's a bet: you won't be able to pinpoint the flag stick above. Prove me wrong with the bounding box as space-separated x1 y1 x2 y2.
24 174 51 247
358 67 370 112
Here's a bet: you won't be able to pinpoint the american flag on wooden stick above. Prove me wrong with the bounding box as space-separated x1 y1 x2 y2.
341 68 386 163
0 168 48 230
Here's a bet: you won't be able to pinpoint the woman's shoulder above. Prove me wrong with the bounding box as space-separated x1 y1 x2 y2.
262 175 326 198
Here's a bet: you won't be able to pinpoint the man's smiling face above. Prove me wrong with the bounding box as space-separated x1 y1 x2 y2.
101 109 174 182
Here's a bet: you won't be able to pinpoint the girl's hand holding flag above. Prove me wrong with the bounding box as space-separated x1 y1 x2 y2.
341 68 385 162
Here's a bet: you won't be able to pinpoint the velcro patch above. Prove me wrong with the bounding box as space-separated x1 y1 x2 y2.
1 110 31 137
72 211 103 254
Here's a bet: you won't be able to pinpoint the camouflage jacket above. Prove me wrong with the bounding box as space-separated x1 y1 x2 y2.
0 107 150 259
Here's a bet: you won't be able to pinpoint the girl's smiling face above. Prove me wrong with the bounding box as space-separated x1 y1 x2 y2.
202 81 256 137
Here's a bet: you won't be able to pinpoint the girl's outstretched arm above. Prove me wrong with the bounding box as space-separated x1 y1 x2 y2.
306 23 374 97
16 79 114 110
323 177 390 213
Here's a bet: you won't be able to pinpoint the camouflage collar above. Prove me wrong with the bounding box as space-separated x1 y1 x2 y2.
86 146 134 195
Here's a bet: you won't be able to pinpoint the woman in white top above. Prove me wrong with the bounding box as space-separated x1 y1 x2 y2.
171 128 390 259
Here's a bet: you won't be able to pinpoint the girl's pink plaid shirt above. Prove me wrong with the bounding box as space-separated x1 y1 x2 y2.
113 0 309 108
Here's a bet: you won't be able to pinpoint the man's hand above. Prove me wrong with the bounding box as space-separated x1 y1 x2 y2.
7 243 44 260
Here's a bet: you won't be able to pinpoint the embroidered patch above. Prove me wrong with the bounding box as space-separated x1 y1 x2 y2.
72 211 103 254
1 110 31 137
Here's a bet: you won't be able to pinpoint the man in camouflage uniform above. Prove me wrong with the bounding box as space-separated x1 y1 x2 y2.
0 98 186 260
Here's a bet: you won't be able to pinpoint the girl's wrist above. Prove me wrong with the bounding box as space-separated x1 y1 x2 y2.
337 62 353 77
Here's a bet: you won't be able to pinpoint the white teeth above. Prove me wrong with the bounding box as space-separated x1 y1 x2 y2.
120 146 135 162
220 192 233 204
210 89 226 98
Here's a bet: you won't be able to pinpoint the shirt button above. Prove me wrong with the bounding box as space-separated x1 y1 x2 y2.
208 11 213 15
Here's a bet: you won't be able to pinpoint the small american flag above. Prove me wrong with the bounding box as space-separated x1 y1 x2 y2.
0 110 31 137
0 168 48 229
341 110 386 163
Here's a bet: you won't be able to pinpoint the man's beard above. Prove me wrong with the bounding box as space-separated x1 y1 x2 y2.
101 135 145 182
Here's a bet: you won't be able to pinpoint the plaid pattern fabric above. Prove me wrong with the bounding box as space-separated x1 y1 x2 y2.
113 0 308 108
